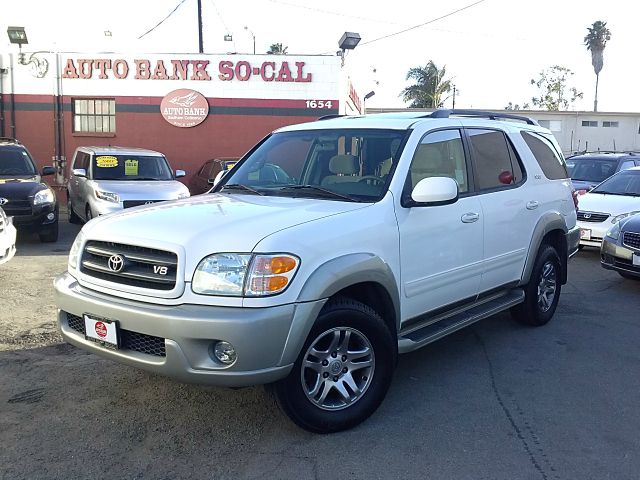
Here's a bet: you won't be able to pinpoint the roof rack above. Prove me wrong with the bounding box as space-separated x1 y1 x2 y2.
0 137 20 144
316 114 345 121
428 109 539 126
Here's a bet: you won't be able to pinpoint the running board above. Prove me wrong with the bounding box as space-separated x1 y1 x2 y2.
398 289 525 354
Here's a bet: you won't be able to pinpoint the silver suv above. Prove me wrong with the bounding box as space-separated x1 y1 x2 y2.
55 110 580 433
67 146 190 223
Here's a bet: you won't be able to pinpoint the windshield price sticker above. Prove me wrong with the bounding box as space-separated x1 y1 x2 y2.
124 159 139 176
225 163 236 171
96 156 118 168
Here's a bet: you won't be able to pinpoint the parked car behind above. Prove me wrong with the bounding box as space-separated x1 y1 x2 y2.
577 167 640 247
601 212 640 280
189 157 238 195
567 152 640 192
0 137 59 242
0 206 17 265
67 146 190 223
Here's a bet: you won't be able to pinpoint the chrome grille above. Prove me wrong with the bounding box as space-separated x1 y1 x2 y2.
2 199 32 217
577 211 610 223
65 312 166 357
80 240 177 290
623 231 640 250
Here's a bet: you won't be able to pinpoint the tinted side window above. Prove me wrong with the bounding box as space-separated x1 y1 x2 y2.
408 129 469 193
620 160 635 171
521 131 568 180
467 129 520 190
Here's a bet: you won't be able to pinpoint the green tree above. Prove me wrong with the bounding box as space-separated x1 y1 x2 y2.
530 65 583 111
267 43 288 55
584 20 611 112
400 60 452 108
505 102 530 111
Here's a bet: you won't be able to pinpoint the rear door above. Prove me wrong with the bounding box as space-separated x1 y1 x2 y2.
465 128 532 293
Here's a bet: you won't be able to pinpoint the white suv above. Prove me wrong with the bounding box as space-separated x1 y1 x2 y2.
55 110 580 433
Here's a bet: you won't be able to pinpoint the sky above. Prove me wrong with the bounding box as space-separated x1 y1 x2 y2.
2 0 638 112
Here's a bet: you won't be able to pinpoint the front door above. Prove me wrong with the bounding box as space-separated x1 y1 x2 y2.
396 128 483 321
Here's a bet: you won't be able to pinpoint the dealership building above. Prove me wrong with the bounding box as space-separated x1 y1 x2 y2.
0 50 364 190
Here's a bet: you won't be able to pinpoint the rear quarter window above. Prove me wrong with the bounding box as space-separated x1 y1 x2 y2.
521 131 568 180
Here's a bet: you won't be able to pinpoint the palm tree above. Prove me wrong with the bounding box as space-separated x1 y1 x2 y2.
400 61 452 108
267 43 288 55
584 21 611 112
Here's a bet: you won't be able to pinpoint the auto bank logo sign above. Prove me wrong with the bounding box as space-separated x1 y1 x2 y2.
160 89 208 128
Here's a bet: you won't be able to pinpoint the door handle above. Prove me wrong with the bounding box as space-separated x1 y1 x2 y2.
526 201 539 210
461 212 480 223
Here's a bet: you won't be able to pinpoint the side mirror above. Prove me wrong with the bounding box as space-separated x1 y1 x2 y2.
175 169 186 178
411 176 458 205
41 166 56 176
212 170 226 186
72 168 87 178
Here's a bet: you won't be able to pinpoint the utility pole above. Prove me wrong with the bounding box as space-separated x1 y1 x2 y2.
452 85 456 109
197 0 203 53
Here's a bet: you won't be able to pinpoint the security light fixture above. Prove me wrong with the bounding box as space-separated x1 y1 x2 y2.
224 34 233 41
338 31 361 67
364 91 375 101
338 32 361 51
7 26 28 46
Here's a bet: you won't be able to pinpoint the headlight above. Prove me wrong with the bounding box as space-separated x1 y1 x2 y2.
611 211 640 224
33 188 55 205
606 222 620 241
192 253 299 296
95 190 120 203
178 191 190 199
68 230 85 272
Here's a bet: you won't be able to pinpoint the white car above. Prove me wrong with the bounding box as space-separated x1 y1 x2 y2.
577 166 640 247
0 206 17 265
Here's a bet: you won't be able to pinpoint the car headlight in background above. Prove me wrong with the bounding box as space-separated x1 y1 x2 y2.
33 188 55 205
192 253 300 297
68 230 85 273
95 190 120 203
606 222 621 241
611 211 640 224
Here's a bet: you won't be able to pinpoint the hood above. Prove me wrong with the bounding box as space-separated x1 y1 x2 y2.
89 179 188 199
83 193 369 272
578 192 640 215
0 177 46 200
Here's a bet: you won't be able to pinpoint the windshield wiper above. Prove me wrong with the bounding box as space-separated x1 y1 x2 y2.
221 183 264 195
131 177 162 181
277 185 356 201
592 190 623 195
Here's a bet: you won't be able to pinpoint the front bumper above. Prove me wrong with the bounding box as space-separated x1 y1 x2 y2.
0 220 17 265
9 202 57 232
601 237 640 278
54 272 325 387
577 220 610 247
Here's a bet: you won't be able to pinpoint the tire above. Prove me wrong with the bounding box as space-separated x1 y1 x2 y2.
68 194 81 224
511 244 561 326
39 219 59 243
273 297 396 433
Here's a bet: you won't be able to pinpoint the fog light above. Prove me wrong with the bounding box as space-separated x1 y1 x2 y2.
214 341 237 365
46 212 55 221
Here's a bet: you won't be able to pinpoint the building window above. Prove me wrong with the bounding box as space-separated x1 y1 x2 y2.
602 121 619 128
73 98 116 133
538 120 562 131
581 120 598 127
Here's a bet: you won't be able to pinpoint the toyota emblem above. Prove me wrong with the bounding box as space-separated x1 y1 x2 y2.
0 197 8 206
107 254 125 272
583 213 592 219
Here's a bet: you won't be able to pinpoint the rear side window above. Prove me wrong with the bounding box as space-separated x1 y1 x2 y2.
521 131 568 180
467 129 523 190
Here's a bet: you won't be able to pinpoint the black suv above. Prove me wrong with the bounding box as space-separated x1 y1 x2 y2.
567 152 640 191
0 138 59 242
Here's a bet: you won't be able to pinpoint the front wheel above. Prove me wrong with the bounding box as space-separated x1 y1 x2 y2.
511 244 561 326
273 297 396 433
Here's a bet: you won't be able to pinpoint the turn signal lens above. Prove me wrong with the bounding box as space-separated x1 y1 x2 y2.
246 254 300 296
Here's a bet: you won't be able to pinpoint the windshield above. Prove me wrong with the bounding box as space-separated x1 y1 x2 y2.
0 147 37 176
591 170 640 195
92 155 173 181
217 128 407 202
570 158 618 182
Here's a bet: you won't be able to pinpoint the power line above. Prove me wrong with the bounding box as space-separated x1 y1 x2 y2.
266 0 409 26
138 0 189 40
359 0 487 47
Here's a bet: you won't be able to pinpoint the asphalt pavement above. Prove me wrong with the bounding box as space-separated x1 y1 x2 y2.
1 221 639 480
